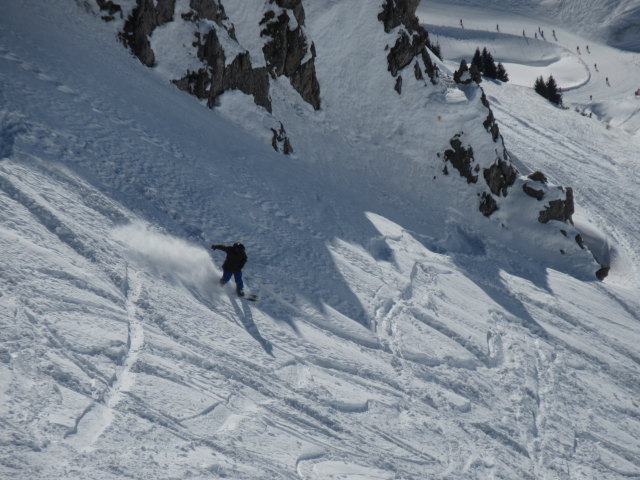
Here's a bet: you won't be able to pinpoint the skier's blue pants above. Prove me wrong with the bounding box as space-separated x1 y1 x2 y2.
221 270 243 290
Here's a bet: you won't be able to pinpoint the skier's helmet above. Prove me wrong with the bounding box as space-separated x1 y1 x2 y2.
233 242 245 251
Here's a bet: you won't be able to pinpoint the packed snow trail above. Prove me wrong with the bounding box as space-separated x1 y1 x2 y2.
1 1 640 479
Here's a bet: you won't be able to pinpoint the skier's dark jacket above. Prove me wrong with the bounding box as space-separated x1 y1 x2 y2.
211 243 247 273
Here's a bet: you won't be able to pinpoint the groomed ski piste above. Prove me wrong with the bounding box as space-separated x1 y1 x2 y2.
1 1 640 479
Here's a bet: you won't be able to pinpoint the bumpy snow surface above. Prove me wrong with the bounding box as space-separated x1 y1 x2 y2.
1 1 640 479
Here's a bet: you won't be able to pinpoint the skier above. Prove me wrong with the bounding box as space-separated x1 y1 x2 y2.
460 19 464 29
211 242 247 296
496 24 499 32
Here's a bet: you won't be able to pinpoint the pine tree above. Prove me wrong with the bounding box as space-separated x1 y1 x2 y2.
534 76 547 98
481 48 498 79
471 48 483 74
431 41 442 61
545 75 562 105
469 63 482 83
496 62 509 82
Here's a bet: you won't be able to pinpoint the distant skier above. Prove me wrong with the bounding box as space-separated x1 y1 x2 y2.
460 19 464 29
552 29 557 40
576 45 580 54
606 77 610 86
594 63 598 71
211 242 247 296
523 29 526 37
586 45 590 53
496 24 499 32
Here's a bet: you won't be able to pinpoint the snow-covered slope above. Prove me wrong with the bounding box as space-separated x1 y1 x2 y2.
420 1 640 138
1 1 640 479
429 0 640 52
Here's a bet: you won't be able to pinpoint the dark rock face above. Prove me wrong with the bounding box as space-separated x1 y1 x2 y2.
394 76 403 94
596 266 610 281
173 28 272 112
271 122 293 154
483 111 500 142
378 0 420 32
96 0 122 20
120 0 176 66
527 171 548 183
483 160 517 197
538 187 574 223
114 0 321 114
414 61 423 80
189 0 231 27
260 0 321 109
479 192 498 216
480 92 501 142
522 182 545 200
444 135 478 184
379 0 437 84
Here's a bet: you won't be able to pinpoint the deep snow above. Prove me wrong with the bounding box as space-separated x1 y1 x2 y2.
1 1 640 479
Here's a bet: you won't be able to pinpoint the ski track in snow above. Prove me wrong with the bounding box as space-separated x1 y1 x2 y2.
65 269 143 452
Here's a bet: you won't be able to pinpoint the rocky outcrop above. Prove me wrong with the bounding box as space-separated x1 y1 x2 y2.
173 27 271 112
479 192 498 216
394 76 403 94
378 0 438 85
480 92 501 142
527 171 548 183
596 266 610 281
271 122 293 154
522 182 545 200
120 0 176 66
538 187 574 223
483 159 517 197
378 0 420 31
95 0 122 21
443 135 478 184
260 0 321 110
189 0 233 32
108 0 323 115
